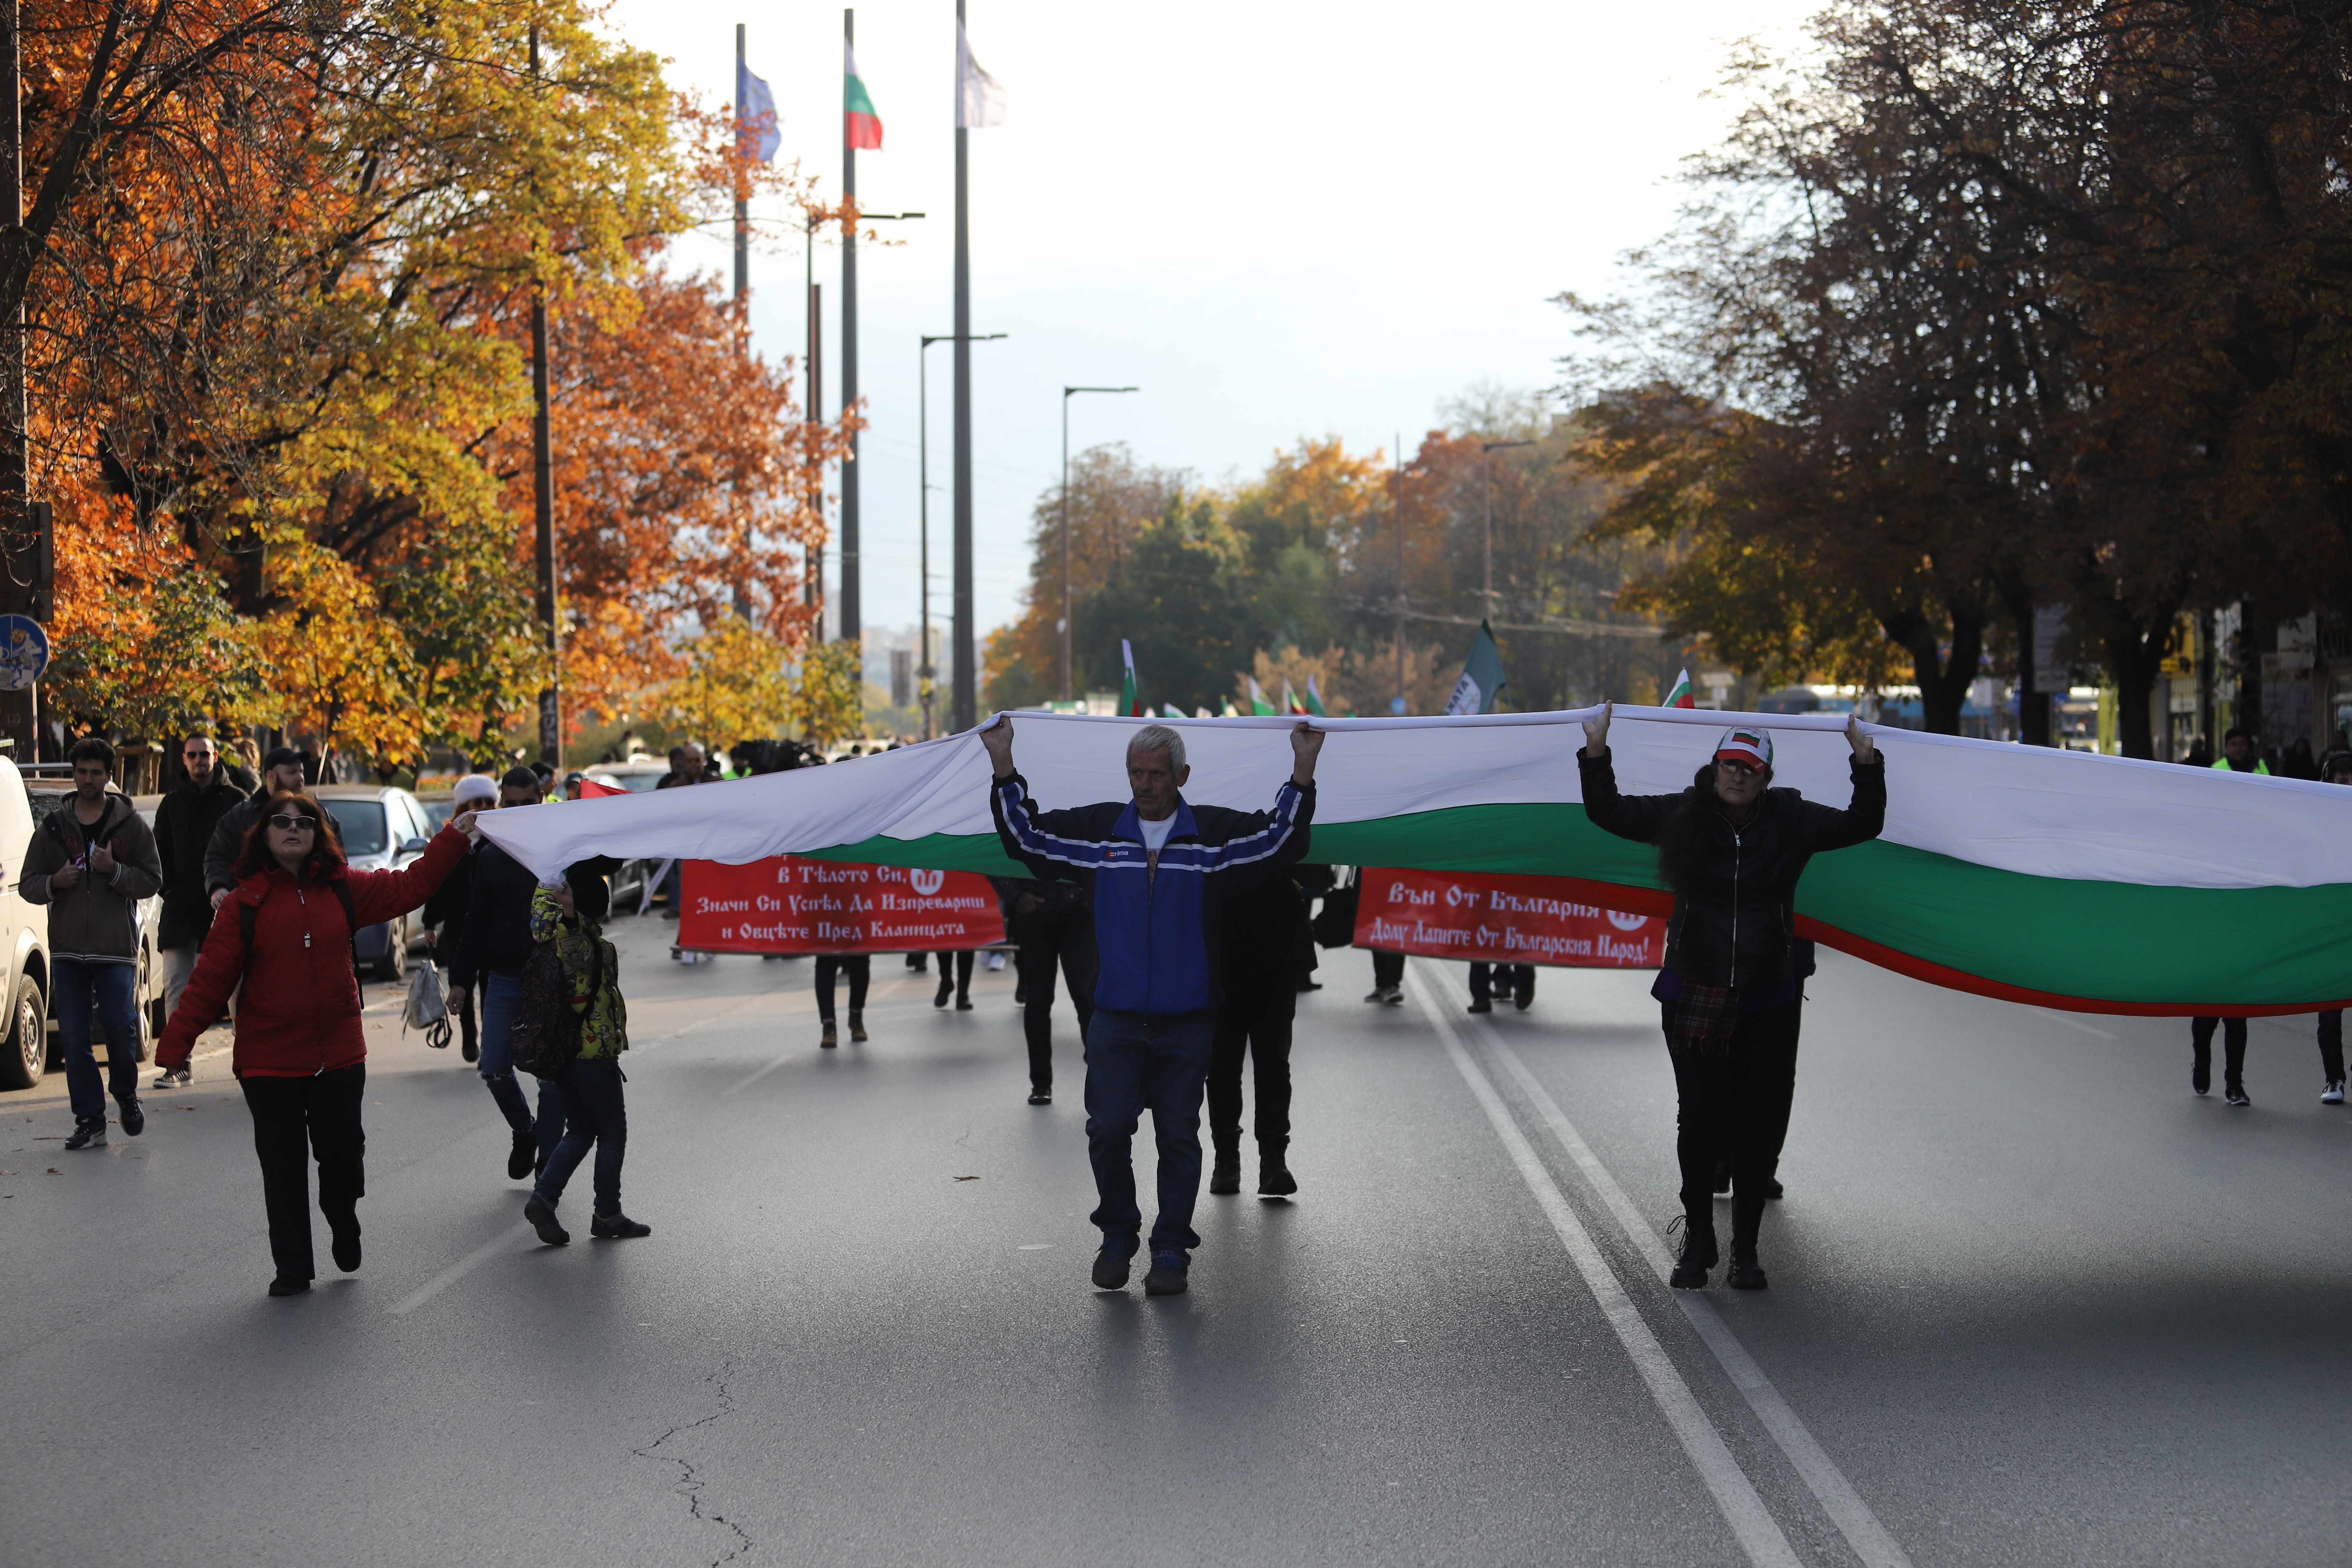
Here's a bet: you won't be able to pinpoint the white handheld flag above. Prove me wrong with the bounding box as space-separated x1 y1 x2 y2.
956 24 1006 127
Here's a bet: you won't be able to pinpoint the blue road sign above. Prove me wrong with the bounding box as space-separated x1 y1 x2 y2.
0 616 50 692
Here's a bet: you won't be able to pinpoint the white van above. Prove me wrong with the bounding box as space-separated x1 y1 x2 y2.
0 757 49 1089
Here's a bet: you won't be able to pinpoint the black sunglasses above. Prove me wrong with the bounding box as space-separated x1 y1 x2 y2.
267 813 318 831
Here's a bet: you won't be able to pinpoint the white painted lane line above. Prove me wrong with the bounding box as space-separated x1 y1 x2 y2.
1474 1017 1916 1568
2027 1006 2116 1040
726 1055 793 1096
387 1224 533 1317
1401 964 1801 1568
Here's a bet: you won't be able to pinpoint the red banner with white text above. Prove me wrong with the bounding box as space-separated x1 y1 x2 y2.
1353 867 1664 968
678 858 1005 954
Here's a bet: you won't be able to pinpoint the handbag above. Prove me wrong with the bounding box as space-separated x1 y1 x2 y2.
1311 870 1360 949
403 961 450 1048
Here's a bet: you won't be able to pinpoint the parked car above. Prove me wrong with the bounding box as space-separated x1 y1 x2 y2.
577 764 669 912
0 758 49 1090
17 778 162 1073
312 784 436 979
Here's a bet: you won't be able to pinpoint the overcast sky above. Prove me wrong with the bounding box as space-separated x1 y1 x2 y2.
599 0 1816 646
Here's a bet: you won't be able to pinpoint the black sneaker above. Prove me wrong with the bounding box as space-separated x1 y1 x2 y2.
267 1276 311 1298
331 1228 361 1273
523 1196 570 1245
2226 1082 2252 1108
1258 1159 1298 1197
116 1098 145 1138
1466 999 1493 1014
506 1128 535 1181
1091 1241 1135 1290
152 1066 190 1090
1027 1089 1052 1106
954 998 974 1012
63 1118 105 1151
1143 1253 1190 1296
591 1212 652 1239
1208 1153 1241 1195
2192 1058 2210 1096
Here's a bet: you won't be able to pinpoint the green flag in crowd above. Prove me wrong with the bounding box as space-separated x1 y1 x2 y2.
1443 620 1506 715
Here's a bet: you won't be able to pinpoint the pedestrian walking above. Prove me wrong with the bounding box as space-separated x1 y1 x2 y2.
815 952 870 1047
1207 863 1317 1197
1005 877 1096 1105
1364 947 1405 1005
988 717 1320 1297
2318 751 2352 1104
1580 707 1884 1292
931 947 974 1009
152 790 466 1296
447 768 568 1181
655 744 703 929
26 737 165 1148
1467 962 1535 1014
521 865 650 1245
422 773 498 1064
205 746 307 901
151 731 249 1087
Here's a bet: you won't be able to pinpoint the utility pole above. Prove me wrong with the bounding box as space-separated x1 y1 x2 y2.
1480 438 1533 614
1059 386 1137 700
951 0 975 730
840 9 859 646
0 0 38 762
921 332 1001 740
1394 434 1405 715
733 23 749 305
531 24 560 767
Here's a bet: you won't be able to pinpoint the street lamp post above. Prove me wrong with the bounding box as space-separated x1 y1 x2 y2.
920 331 1004 739
1480 438 1534 612
1061 385 1138 701
807 202 921 639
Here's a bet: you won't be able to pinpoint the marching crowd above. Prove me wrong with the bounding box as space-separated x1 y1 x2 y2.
33 709 2349 1305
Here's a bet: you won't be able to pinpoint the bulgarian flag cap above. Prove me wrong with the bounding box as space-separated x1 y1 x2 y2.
1664 668 1697 709
1715 726 1773 770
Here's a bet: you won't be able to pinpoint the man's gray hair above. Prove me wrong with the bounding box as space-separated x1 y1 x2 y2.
1127 723 1186 772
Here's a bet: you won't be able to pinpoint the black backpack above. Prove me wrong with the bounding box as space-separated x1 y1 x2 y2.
510 927 603 1078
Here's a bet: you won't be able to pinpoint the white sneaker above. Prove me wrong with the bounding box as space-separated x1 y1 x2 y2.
2324 1080 2345 1104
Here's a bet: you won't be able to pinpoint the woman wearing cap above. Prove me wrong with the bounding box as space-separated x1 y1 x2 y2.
1579 705 1884 1291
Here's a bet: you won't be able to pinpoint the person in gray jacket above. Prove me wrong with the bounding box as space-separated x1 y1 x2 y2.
24 737 165 1149
205 745 306 899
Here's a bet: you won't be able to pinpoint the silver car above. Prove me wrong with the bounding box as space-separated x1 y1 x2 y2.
311 784 436 980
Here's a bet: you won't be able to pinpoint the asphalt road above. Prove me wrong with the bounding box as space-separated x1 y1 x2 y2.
3 916 2348 1568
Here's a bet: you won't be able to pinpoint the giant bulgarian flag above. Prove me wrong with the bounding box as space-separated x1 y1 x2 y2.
475 706 2352 1015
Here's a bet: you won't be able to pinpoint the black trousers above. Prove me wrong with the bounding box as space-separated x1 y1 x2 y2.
2319 1011 2343 1084
240 1064 366 1283
934 949 974 1003
440 961 478 1055
815 955 870 1021
1664 1000 1801 1211
1015 908 1097 1091
1208 986 1295 1155
1470 963 1534 1004
2190 1016 2248 1083
1371 949 1405 989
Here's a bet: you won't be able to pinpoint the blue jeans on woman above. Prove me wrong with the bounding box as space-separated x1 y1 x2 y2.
55 958 143 1124
477 971 564 1156
533 1057 627 1216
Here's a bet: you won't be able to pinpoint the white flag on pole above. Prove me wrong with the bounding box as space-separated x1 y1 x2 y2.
956 23 1006 127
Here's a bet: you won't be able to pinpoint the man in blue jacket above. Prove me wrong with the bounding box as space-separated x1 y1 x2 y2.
986 717 1321 1297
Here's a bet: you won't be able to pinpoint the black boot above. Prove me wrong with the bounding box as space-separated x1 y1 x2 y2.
1669 1206 1717 1289
1257 1141 1297 1197
1208 1139 1242 1195
1727 1194 1769 1290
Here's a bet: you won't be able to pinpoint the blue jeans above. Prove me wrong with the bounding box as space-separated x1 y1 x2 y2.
534 1057 627 1216
1084 1008 1217 1259
55 958 142 1124
478 971 564 1156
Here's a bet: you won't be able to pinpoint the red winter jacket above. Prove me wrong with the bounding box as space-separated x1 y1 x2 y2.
156 826 469 1078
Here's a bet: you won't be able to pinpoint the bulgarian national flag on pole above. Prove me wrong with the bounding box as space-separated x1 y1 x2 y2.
1247 677 1278 716
845 43 883 149
1664 668 1697 709
1284 679 1306 715
1304 675 1329 717
1121 640 1143 717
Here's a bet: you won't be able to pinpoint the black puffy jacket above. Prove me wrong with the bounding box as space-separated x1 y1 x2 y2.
1579 748 1885 992
451 842 539 986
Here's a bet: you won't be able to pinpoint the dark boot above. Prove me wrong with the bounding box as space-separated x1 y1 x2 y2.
1257 1141 1297 1197
1668 1206 1717 1289
1727 1194 1769 1290
1208 1138 1242 1195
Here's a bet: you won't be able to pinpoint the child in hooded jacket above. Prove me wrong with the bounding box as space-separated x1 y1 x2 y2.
520 863 648 1245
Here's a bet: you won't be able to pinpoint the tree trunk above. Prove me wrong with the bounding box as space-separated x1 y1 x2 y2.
1997 574 2054 747
1882 596 1988 735
2103 616 2174 760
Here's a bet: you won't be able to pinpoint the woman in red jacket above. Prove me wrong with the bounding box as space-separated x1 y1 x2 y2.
155 789 468 1298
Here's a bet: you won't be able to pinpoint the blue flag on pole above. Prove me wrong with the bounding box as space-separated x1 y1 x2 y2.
737 60 780 162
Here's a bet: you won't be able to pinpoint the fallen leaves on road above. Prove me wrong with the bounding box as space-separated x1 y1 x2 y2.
46 1167 59 1174
954 1176 980 1182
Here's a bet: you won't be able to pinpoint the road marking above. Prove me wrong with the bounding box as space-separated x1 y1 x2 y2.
726 1054 793 1096
387 1223 533 1316
1471 1014 1915 1568
2027 1006 2116 1040
1401 963 1800 1568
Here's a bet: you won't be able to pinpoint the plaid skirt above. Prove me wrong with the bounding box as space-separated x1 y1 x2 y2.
1661 981 1739 1062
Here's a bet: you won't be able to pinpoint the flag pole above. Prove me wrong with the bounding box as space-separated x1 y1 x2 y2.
840 7 861 648
733 24 748 305
951 0 975 732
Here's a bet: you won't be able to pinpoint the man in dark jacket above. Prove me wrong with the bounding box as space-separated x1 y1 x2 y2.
150 732 249 1087
1206 862 1328 1199
423 773 499 1063
1003 876 1096 1105
26 737 166 1149
986 717 1320 1297
1580 708 1883 1291
205 746 308 899
448 767 566 1180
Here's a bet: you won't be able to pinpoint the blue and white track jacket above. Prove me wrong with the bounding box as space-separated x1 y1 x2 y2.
989 772 1315 1015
